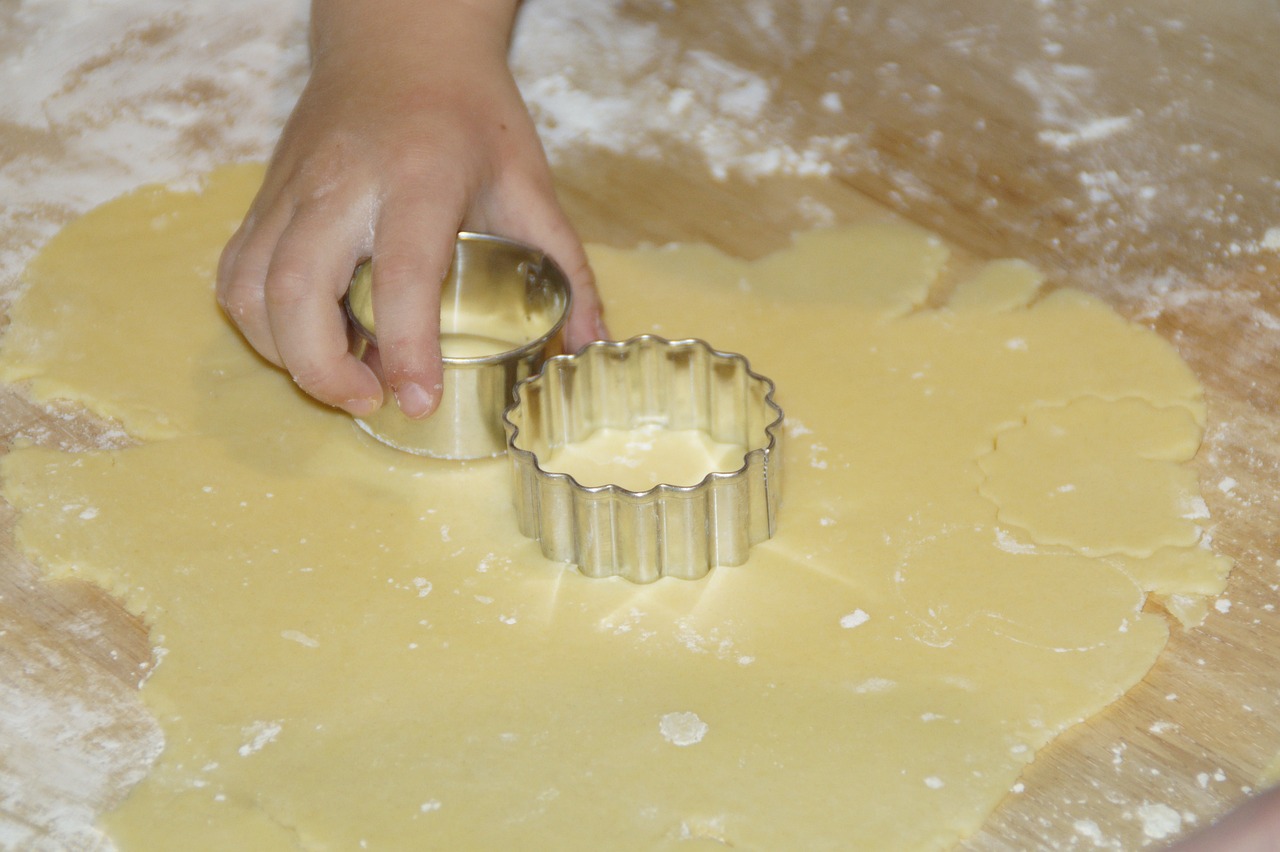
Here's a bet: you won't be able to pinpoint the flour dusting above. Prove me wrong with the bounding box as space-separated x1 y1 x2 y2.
839 609 870 629
511 0 863 182
995 527 1037 555
0 0 309 296
659 711 709 747
0 637 163 850
238 720 283 757
281 629 320 648
1073 817 1103 843
853 678 897 694
1135 801 1182 840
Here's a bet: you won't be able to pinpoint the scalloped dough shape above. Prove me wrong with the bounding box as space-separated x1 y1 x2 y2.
979 397 1206 557
0 165 1229 850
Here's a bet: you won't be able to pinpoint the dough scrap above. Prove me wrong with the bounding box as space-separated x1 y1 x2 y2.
0 165 1229 850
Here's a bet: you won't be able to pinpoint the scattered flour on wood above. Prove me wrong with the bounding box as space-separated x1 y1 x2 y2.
0 638 163 850
1073 817 1103 843
1135 801 1182 840
511 0 862 182
0 0 309 295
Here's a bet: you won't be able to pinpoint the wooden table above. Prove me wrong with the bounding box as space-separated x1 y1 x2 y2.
2 1 1277 848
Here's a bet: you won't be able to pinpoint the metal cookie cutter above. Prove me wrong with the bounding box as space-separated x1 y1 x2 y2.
503 335 783 583
345 232 570 459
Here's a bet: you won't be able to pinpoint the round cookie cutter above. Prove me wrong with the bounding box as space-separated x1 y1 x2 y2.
345 232 571 460
503 335 784 583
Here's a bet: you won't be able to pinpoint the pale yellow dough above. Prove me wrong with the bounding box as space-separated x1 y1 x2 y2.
541 425 748 491
0 165 1230 850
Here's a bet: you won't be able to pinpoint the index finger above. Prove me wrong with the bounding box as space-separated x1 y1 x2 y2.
368 188 464 420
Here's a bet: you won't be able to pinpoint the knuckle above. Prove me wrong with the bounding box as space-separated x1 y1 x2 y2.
263 268 315 311
295 133 362 194
377 341 435 381
371 253 424 288
378 340 431 378
287 358 343 399
216 278 260 321
382 146 436 181
562 255 596 293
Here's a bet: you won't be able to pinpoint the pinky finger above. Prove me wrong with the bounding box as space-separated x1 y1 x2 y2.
486 188 608 351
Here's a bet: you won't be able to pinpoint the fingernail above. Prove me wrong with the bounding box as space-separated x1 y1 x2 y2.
393 382 435 419
344 397 380 417
594 316 611 340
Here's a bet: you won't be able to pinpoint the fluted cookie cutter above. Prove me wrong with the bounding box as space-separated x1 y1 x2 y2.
344 232 570 459
503 335 783 583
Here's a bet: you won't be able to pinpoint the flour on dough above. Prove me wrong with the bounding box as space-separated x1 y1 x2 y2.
0 165 1228 850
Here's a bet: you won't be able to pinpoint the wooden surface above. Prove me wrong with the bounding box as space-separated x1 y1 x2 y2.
2 1 1278 849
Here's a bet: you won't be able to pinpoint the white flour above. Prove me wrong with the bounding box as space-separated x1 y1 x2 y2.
839 609 870 629
237 720 284 757
511 0 861 182
658 711 708 747
4 0 1275 322
0 0 309 295
0 632 163 851
1135 801 1183 840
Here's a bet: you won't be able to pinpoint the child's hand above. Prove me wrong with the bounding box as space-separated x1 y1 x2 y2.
216 0 605 419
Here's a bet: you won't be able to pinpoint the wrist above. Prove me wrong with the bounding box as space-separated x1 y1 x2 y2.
310 0 520 69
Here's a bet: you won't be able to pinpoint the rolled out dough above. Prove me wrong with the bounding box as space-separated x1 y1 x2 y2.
0 164 1230 850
